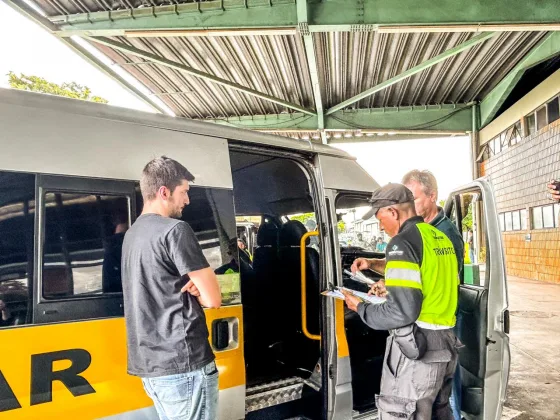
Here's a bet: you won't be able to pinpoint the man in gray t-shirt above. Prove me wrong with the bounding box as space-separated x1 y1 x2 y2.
122 156 222 420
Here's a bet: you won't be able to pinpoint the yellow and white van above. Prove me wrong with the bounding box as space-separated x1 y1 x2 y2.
0 88 509 420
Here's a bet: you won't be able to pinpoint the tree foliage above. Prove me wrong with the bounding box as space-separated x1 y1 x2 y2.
462 204 473 230
289 212 346 233
8 72 108 103
289 212 315 225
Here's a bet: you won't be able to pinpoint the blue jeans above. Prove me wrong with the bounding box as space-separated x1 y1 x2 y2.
141 360 219 420
449 311 463 420
449 365 462 420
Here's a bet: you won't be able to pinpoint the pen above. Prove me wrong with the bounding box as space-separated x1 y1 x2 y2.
343 269 375 285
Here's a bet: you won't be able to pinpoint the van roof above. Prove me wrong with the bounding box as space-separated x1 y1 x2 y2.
0 88 354 160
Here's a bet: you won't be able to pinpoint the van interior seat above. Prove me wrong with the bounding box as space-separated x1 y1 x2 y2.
279 220 320 334
275 220 321 370
250 221 281 352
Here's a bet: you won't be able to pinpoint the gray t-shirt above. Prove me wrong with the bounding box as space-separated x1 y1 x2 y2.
121 213 213 378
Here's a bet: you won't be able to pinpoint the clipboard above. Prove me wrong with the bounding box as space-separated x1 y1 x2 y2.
321 284 386 305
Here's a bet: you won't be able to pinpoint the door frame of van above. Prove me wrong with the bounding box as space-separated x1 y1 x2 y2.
228 142 335 418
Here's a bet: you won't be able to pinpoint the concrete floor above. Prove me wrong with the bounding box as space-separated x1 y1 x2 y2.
503 276 560 419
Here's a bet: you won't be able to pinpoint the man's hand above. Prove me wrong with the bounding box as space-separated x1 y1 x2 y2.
341 289 361 312
368 280 387 297
547 180 560 202
181 280 201 297
351 258 371 274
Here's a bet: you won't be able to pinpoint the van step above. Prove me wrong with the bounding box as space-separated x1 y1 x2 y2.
352 409 379 420
245 377 304 413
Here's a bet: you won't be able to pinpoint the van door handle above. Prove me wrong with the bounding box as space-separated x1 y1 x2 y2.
503 310 510 334
43 310 58 315
212 319 230 350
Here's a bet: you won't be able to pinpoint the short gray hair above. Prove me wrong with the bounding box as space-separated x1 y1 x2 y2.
402 170 438 197
140 156 195 201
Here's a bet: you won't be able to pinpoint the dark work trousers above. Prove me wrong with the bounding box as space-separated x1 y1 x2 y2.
376 328 460 420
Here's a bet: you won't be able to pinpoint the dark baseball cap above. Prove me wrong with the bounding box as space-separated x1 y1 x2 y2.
362 183 414 220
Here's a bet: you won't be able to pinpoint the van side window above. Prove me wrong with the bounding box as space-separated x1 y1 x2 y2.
0 172 35 328
136 186 240 305
42 193 130 299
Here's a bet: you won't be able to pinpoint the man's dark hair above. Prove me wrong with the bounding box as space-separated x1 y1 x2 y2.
140 156 195 201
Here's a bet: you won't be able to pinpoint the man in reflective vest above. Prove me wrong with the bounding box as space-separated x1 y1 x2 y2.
343 183 460 420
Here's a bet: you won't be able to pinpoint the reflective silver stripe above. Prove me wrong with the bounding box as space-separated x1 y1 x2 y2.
416 320 454 330
385 268 421 284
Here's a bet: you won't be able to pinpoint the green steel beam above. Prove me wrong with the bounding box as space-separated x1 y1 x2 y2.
479 32 560 127
325 32 496 115
48 0 560 36
328 133 466 144
85 36 316 116
53 0 297 36
296 0 326 143
1 0 168 114
307 0 560 26
202 103 473 132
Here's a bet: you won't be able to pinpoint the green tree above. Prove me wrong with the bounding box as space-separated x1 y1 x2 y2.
438 199 446 208
7 72 108 103
290 212 345 233
462 204 473 231
289 213 315 225
337 220 346 233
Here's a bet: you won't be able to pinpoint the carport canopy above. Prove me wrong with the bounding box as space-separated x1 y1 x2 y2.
4 0 560 144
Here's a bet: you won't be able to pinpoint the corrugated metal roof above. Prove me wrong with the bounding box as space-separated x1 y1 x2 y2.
89 30 546 119
22 0 551 125
96 34 314 118
315 31 545 109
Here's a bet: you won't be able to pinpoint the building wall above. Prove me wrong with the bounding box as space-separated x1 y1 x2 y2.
480 69 560 145
482 119 560 283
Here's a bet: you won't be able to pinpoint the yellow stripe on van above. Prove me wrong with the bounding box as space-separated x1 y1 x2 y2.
334 300 349 358
0 305 244 419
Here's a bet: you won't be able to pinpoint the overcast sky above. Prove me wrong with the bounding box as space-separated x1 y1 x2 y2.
0 2 472 199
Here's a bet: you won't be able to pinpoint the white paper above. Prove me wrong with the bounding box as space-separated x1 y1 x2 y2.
322 286 386 305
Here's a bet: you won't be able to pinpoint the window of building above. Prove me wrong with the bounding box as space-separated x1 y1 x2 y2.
530 204 560 230
485 120 524 158
547 95 559 124
536 105 548 131
504 211 513 231
500 131 508 151
512 211 521 231
498 210 527 232
499 213 505 232
0 172 35 328
542 205 555 228
526 113 536 136
520 209 527 230
532 207 543 229
511 121 522 145
494 136 502 154
42 193 130 299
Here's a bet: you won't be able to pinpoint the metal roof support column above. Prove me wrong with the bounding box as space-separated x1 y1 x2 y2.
85 36 316 116
297 0 326 143
471 103 480 180
325 31 497 115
